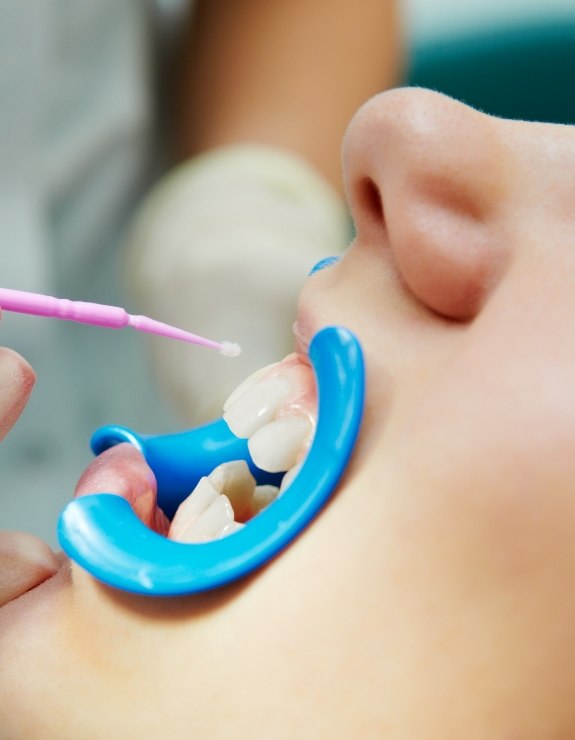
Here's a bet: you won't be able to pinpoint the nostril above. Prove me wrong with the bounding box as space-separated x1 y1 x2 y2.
359 177 385 225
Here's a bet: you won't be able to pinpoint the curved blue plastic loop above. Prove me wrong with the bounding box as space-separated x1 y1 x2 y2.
90 420 282 519
58 326 364 596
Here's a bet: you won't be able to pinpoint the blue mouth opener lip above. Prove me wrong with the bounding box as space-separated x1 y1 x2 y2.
58 326 365 596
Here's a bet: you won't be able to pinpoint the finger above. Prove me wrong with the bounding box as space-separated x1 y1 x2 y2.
0 531 60 606
74 443 169 534
0 348 36 441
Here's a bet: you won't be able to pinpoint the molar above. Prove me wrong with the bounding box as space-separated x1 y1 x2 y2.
251 484 280 514
208 459 256 523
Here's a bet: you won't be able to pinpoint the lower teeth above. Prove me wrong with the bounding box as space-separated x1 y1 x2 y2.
168 461 286 544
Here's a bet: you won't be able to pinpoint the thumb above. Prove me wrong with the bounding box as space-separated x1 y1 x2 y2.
0 348 35 441
0 531 60 606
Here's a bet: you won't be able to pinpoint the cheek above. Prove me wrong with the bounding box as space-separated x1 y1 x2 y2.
385 344 575 603
390 200 503 321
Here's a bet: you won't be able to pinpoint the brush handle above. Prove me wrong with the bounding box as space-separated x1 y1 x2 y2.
0 288 130 328
0 287 236 353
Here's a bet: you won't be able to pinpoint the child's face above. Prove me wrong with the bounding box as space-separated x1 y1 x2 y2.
3 88 575 737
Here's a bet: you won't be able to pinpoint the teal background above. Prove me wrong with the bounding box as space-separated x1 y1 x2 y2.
408 19 575 124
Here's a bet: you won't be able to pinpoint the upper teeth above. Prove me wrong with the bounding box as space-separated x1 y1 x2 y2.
248 416 312 472
168 355 318 544
224 354 316 472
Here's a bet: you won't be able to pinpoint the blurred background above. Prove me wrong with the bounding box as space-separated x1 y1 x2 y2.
407 0 575 125
1 0 575 548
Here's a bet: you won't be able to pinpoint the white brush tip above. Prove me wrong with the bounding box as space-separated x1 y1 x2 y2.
220 341 242 358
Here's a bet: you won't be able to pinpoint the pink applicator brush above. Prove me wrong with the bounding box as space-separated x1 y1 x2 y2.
0 287 241 357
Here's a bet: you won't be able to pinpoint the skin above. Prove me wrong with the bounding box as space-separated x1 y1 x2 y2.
175 0 403 192
0 349 59 606
2 88 575 737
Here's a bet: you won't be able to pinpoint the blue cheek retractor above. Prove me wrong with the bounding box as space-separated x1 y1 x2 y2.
57 326 364 596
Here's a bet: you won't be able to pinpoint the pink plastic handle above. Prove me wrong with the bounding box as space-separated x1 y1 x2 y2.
0 287 240 355
0 288 129 328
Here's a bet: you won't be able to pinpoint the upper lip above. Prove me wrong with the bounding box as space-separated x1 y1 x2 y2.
292 322 308 357
292 304 318 357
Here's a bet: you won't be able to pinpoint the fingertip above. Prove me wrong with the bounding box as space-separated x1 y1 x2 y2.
0 348 36 441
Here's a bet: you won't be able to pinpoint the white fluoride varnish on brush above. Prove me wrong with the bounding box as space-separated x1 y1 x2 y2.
0 287 241 357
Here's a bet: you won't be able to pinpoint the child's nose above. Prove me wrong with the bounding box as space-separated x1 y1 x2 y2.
343 88 509 320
